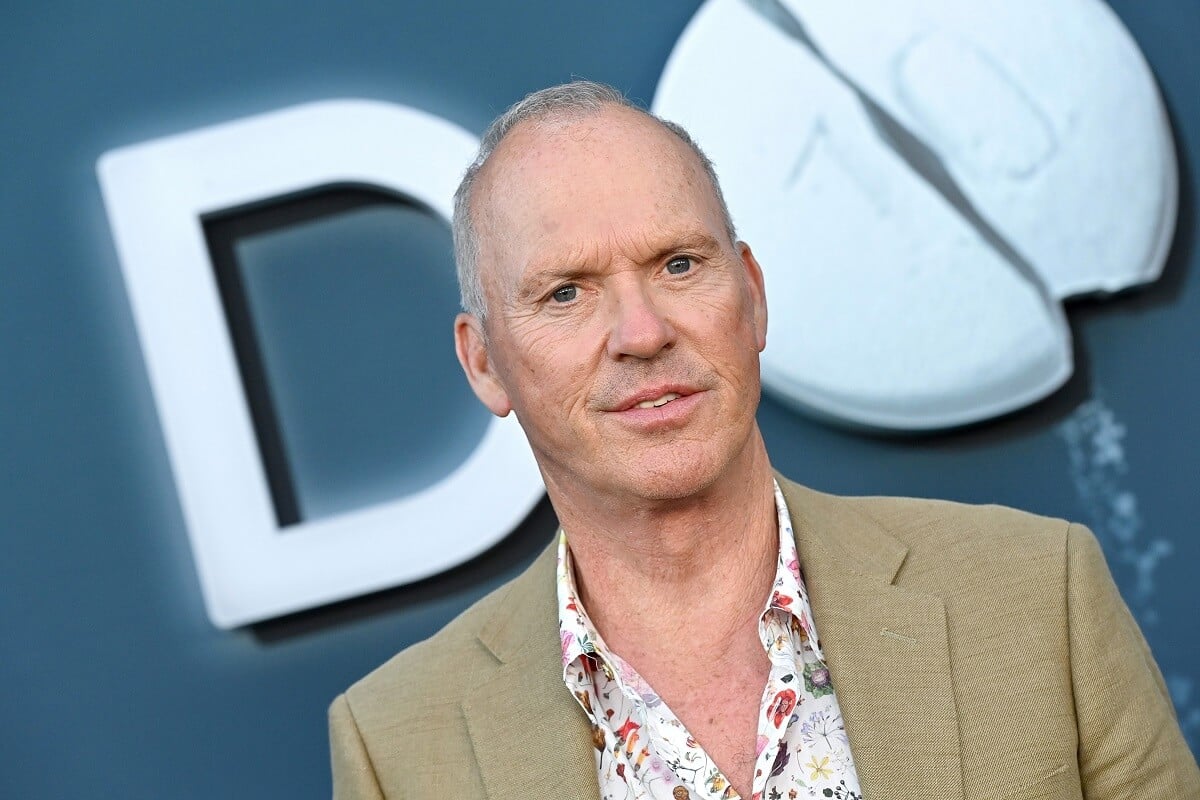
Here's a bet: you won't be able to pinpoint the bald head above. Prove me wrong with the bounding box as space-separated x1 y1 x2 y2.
451 80 737 320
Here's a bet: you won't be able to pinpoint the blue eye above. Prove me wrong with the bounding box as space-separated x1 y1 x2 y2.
666 256 692 275
552 285 577 303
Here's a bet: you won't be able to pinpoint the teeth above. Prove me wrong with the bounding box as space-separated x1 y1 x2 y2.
635 393 680 409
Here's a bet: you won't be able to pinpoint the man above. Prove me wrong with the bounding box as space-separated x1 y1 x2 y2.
329 81 1199 799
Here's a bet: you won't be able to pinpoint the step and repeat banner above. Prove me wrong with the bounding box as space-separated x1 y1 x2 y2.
2 1 1197 796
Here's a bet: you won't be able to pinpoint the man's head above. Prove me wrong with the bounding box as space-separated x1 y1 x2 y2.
452 80 769 505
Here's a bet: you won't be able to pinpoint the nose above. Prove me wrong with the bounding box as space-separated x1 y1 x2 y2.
605 280 677 360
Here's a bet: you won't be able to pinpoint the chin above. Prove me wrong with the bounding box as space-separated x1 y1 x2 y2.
609 446 730 503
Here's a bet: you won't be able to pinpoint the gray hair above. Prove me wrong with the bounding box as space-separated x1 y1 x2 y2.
451 80 737 319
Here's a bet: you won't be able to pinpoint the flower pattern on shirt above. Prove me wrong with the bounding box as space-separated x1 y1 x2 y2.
557 481 863 800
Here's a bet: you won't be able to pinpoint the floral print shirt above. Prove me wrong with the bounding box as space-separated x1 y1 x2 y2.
557 481 862 800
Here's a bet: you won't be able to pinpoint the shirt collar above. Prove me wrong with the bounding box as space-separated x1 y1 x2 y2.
556 529 602 678
766 478 825 661
556 479 824 675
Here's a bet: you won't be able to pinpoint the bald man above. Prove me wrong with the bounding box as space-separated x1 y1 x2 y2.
329 81 1199 800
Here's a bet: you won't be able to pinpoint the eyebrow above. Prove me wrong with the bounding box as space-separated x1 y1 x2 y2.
515 265 594 303
659 231 725 259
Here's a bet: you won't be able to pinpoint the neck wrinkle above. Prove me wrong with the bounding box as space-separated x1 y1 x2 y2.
552 442 778 658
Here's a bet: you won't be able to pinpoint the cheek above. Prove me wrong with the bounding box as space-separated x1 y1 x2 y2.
679 273 756 325
502 315 563 374
508 322 595 410
686 305 764 394
515 324 570 378
680 285 761 346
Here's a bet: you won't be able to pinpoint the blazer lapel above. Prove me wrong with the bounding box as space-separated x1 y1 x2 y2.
462 480 966 800
780 478 965 800
462 540 599 800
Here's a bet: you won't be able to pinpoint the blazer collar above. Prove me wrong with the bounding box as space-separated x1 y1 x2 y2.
464 541 599 799
779 477 965 800
464 478 965 800
475 539 559 664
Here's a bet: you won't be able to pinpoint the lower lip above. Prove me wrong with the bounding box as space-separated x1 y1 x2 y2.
609 392 704 430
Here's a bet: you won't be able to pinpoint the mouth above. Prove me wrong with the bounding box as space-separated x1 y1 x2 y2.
634 392 681 409
609 386 700 414
607 387 704 431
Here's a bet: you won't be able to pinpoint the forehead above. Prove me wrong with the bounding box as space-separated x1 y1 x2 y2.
474 106 725 279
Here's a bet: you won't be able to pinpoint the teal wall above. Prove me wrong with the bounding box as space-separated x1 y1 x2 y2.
2 2 1197 796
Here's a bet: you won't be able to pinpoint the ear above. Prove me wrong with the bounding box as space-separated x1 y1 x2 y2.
737 241 768 351
455 313 513 417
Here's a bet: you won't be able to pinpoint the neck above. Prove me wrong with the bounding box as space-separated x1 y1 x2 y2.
547 433 778 656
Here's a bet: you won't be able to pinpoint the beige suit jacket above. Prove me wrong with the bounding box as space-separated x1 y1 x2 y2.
330 477 1200 799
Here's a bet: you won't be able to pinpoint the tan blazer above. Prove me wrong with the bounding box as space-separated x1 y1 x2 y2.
330 477 1199 799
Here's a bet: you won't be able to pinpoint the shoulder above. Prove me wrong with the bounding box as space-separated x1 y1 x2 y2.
334 525 559 724
329 576 532 797
863 494 1086 595
329 578 520 797
782 476 1082 596
852 493 1074 555
340 579 513 723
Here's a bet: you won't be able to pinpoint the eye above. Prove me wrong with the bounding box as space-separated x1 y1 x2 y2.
551 285 578 303
665 256 693 275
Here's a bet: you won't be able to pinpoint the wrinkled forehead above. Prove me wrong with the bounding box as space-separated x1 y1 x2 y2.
471 107 725 289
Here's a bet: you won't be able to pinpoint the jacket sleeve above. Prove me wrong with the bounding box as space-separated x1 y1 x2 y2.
329 693 387 800
1066 523 1200 797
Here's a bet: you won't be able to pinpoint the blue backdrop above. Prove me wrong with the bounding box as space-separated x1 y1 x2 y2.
1 1 1197 796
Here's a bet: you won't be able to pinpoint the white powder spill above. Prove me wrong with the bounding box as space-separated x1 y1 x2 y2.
1060 397 1195 743
1059 398 1170 613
